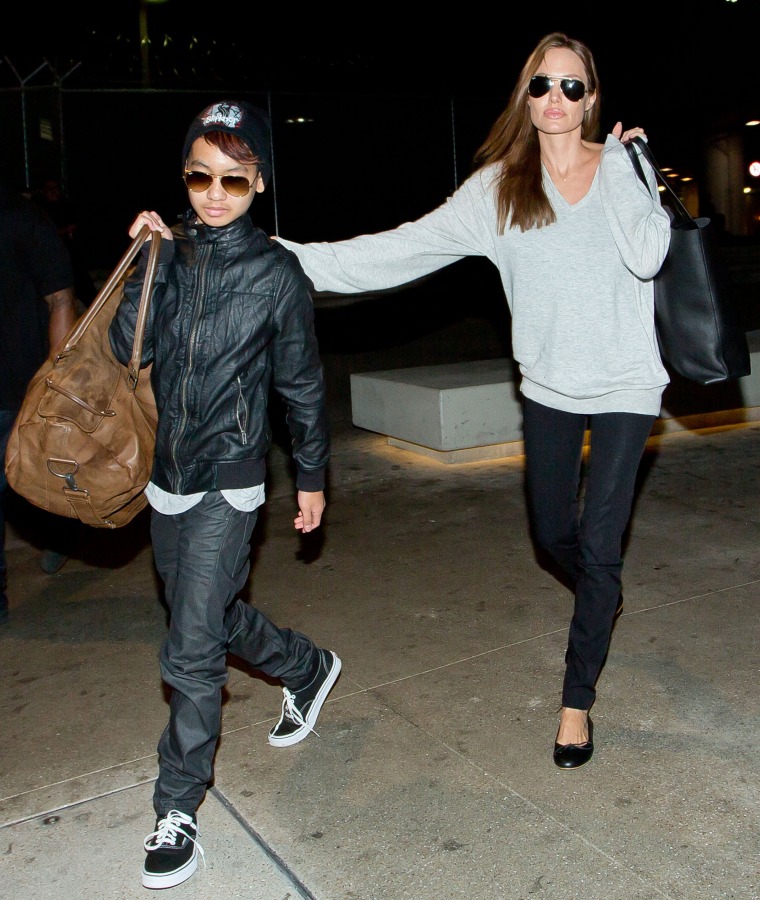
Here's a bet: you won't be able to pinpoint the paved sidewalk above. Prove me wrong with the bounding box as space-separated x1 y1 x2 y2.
2 305 759 898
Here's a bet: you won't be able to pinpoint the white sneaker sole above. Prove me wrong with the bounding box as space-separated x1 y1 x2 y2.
268 653 342 747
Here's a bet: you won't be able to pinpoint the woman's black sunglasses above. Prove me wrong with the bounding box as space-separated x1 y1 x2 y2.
528 75 587 103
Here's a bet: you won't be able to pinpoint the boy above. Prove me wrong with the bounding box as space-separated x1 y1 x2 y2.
109 100 341 890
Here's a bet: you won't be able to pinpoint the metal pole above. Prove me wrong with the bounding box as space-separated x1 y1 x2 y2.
450 96 459 191
55 62 82 190
3 57 48 191
139 0 151 88
267 90 279 236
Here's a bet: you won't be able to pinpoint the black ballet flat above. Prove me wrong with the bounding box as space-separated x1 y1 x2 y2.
553 717 594 770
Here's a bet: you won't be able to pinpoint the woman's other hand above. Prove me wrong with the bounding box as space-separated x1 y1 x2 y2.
611 122 647 144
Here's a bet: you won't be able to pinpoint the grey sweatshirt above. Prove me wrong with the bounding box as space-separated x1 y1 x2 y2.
279 135 672 415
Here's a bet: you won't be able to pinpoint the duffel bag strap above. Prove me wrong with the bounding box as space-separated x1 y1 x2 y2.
55 225 161 364
63 488 122 529
128 229 162 390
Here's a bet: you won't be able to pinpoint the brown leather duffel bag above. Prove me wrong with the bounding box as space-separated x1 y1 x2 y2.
5 226 160 528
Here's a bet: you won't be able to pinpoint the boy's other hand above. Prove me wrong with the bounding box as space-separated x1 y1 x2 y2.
294 490 326 532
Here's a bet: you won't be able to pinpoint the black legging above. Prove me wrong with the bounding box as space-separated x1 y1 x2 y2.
523 398 655 710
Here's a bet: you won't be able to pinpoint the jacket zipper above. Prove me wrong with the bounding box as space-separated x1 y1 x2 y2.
170 243 210 488
235 375 248 444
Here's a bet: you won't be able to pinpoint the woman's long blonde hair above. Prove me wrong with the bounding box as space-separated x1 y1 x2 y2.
474 32 601 233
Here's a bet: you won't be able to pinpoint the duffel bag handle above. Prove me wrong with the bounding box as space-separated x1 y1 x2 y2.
56 225 162 390
128 230 161 389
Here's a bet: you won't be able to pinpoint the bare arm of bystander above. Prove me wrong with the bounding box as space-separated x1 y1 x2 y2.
45 286 78 354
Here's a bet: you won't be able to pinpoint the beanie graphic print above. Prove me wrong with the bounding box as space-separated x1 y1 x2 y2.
201 102 243 130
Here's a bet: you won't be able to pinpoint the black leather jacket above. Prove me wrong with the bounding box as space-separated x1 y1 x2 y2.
109 211 329 496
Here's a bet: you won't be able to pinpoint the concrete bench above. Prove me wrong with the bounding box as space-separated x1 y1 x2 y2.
350 331 760 463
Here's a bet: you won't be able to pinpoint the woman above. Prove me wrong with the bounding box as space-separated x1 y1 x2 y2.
276 33 670 768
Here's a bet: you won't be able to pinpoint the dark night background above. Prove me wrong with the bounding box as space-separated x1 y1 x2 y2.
3 0 758 239
2 0 759 357
5 1 756 145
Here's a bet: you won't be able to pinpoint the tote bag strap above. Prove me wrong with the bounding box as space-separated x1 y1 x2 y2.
624 136 693 227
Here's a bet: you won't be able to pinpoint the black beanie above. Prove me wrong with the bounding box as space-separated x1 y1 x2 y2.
182 100 272 187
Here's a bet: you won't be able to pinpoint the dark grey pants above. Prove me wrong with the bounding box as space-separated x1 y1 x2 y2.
523 398 655 711
150 491 318 816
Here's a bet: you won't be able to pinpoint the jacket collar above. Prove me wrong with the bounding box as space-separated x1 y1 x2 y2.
181 209 256 245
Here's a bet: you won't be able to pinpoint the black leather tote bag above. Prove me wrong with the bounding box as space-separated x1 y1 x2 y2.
625 136 750 385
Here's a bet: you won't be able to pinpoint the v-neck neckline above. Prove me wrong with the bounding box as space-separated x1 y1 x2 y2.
542 163 599 210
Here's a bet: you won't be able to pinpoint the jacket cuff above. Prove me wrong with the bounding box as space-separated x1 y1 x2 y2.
296 467 326 492
139 237 175 265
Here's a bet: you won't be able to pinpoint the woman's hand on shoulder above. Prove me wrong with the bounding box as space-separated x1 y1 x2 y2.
611 122 647 144
128 210 174 241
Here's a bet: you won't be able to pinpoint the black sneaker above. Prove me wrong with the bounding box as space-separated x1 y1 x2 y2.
142 810 204 889
268 649 342 747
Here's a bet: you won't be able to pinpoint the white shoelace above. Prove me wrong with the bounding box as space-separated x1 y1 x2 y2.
281 687 319 737
144 810 206 868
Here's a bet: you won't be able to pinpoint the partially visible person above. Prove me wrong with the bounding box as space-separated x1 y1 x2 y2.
276 32 671 770
0 182 79 623
34 176 97 307
109 100 341 890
